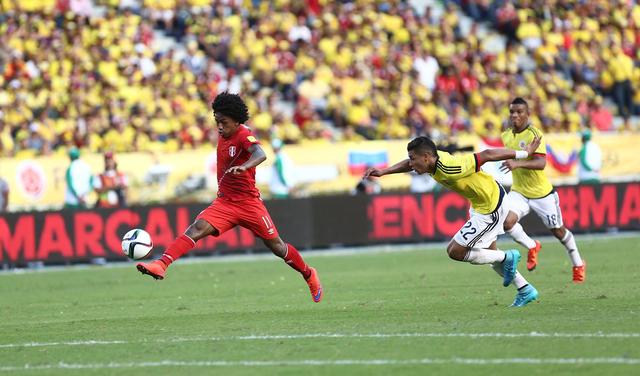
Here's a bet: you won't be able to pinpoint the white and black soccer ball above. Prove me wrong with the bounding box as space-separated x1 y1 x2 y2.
121 229 154 260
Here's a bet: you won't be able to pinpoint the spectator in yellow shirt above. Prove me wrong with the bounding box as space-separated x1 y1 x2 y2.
609 45 634 127
517 15 542 50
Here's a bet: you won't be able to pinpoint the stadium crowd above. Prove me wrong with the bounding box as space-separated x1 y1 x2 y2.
457 0 640 128
0 0 638 158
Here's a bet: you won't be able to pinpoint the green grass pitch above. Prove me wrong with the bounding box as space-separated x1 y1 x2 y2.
1 235 639 375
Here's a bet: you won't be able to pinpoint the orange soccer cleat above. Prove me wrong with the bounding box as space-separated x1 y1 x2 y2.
137 260 167 280
305 267 323 303
527 240 542 271
573 260 586 283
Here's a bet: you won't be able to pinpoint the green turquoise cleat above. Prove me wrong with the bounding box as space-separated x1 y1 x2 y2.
510 284 539 307
502 250 521 287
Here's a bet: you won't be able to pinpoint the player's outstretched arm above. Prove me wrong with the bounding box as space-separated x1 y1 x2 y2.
497 136 545 172
501 154 546 171
364 159 412 179
477 137 541 167
227 144 267 175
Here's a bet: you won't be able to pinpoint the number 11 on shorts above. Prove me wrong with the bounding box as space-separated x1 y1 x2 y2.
262 216 274 235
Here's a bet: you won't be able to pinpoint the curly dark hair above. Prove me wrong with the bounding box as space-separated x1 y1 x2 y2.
211 92 250 123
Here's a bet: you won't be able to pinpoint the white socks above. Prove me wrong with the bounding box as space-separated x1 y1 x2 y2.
464 248 506 265
512 272 529 289
508 222 584 267
506 222 536 249
561 230 583 266
465 248 530 289
491 262 529 289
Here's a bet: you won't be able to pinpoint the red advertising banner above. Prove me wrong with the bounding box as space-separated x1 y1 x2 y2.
1 182 638 267
367 192 469 240
555 184 640 230
0 207 257 266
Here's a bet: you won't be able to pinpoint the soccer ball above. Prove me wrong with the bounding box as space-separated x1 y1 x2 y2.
121 229 154 260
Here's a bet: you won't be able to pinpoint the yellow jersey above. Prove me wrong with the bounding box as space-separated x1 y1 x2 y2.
431 151 504 215
501 125 553 198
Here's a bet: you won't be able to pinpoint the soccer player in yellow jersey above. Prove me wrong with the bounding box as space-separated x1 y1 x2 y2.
365 136 541 307
500 98 586 282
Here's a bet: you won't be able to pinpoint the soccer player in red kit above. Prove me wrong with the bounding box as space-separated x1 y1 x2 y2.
136 92 323 303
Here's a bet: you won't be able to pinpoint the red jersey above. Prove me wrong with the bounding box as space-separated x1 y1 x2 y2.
216 125 261 201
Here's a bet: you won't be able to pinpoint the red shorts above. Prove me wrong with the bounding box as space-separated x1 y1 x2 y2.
196 197 279 239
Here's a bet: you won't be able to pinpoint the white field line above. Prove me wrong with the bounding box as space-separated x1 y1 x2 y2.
1 332 639 349
1 357 639 371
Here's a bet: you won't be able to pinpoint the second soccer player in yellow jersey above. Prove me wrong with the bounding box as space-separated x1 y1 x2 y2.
365 135 541 307
500 98 586 282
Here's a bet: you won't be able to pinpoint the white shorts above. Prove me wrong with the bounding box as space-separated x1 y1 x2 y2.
505 190 563 229
453 203 507 249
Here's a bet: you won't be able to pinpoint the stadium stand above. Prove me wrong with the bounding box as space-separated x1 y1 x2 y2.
456 0 639 129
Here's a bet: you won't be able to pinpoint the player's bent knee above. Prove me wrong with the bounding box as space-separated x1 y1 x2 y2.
503 212 518 231
186 219 215 241
448 250 466 261
263 237 287 258
550 227 565 239
446 242 466 261
503 220 514 231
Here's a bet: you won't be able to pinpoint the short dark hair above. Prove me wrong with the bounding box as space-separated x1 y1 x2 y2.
407 136 437 156
510 97 529 107
211 92 250 123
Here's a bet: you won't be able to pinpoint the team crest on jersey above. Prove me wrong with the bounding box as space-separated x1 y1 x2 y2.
229 146 237 157
519 141 526 149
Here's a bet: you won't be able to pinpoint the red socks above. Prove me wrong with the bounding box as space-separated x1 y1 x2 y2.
160 234 196 267
283 243 311 279
158 237 309 280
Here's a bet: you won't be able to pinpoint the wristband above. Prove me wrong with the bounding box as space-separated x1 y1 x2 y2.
515 150 528 159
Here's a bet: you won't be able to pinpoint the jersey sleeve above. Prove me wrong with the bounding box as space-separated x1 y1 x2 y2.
437 152 477 180
500 130 509 144
239 128 261 151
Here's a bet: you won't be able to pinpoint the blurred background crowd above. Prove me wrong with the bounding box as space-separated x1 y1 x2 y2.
0 0 638 160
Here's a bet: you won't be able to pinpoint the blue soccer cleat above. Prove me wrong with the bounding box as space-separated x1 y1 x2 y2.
510 284 539 307
502 250 521 287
